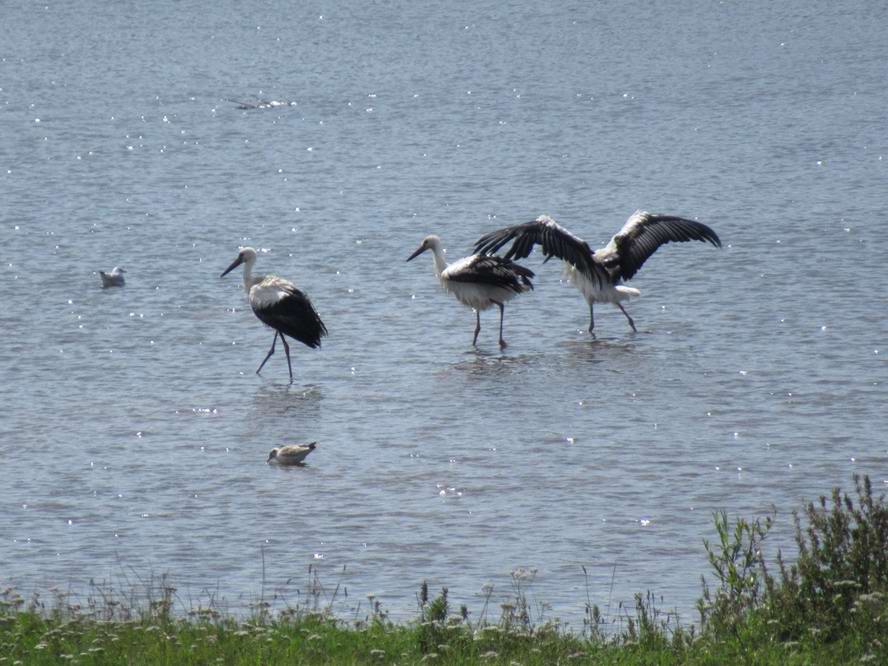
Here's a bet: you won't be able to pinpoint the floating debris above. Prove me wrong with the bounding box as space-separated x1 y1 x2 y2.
228 98 295 110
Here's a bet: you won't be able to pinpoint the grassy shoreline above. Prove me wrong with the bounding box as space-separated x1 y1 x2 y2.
0 610 871 665
2 475 886 664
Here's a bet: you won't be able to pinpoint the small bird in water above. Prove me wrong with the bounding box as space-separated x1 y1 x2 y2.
267 442 317 465
99 266 126 288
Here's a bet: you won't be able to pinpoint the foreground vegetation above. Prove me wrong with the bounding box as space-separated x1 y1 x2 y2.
2 475 886 664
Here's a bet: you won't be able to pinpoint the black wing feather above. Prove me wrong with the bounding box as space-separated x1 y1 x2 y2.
613 214 722 281
446 256 535 292
253 286 328 348
474 216 608 286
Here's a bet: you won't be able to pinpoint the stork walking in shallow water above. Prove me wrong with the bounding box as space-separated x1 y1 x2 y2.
474 211 721 333
407 235 534 348
221 247 327 381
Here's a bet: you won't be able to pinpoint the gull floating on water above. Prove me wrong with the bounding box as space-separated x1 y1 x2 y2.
474 211 721 333
99 266 126 288
407 234 534 348
267 442 317 465
228 98 295 110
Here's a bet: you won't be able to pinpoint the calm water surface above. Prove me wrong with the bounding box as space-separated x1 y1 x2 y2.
2 0 886 625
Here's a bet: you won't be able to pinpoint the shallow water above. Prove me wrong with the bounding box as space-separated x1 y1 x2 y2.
2 0 886 625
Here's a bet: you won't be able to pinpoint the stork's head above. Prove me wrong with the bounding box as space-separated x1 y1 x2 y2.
406 235 442 261
221 246 258 277
266 448 279 463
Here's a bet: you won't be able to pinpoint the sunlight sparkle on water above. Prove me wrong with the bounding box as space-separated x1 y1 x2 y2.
1 1 885 628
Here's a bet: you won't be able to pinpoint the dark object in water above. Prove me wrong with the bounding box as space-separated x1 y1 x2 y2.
100 267 126 288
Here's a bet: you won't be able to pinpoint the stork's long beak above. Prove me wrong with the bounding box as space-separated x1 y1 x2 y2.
406 245 426 262
220 255 244 277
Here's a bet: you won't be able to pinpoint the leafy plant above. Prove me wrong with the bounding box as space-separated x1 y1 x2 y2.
697 509 773 635
765 474 888 642
698 474 888 657
417 584 452 654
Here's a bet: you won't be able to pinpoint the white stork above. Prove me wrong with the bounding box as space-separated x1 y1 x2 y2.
406 235 535 348
99 266 126 288
474 211 721 332
267 442 317 465
221 247 327 381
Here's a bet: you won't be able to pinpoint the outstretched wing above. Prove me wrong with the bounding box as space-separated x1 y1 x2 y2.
473 215 608 286
443 255 535 293
597 211 722 282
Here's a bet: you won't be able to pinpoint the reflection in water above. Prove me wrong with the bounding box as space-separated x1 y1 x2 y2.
443 350 542 379
561 335 637 352
556 337 642 372
251 383 324 417
267 459 319 473
236 383 325 450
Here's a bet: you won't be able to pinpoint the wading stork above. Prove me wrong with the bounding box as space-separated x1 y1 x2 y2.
221 247 327 381
474 211 721 333
407 235 534 348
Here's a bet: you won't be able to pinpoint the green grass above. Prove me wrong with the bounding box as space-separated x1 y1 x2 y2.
1 604 882 665
2 474 886 665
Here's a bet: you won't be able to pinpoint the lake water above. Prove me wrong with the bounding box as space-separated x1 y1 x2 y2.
2 0 886 627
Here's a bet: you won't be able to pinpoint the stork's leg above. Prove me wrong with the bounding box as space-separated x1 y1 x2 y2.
280 334 294 383
588 303 595 332
256 332 278 375
618 303 637 332
493 300 507 348
472 309 481 346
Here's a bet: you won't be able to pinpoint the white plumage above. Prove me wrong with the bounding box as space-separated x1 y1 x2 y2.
250 276 293 309
407 234 535 348
221 247 327 382
475 211 721 332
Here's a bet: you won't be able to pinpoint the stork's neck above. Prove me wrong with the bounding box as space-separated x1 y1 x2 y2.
429 245 447 278
242 260 257 294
